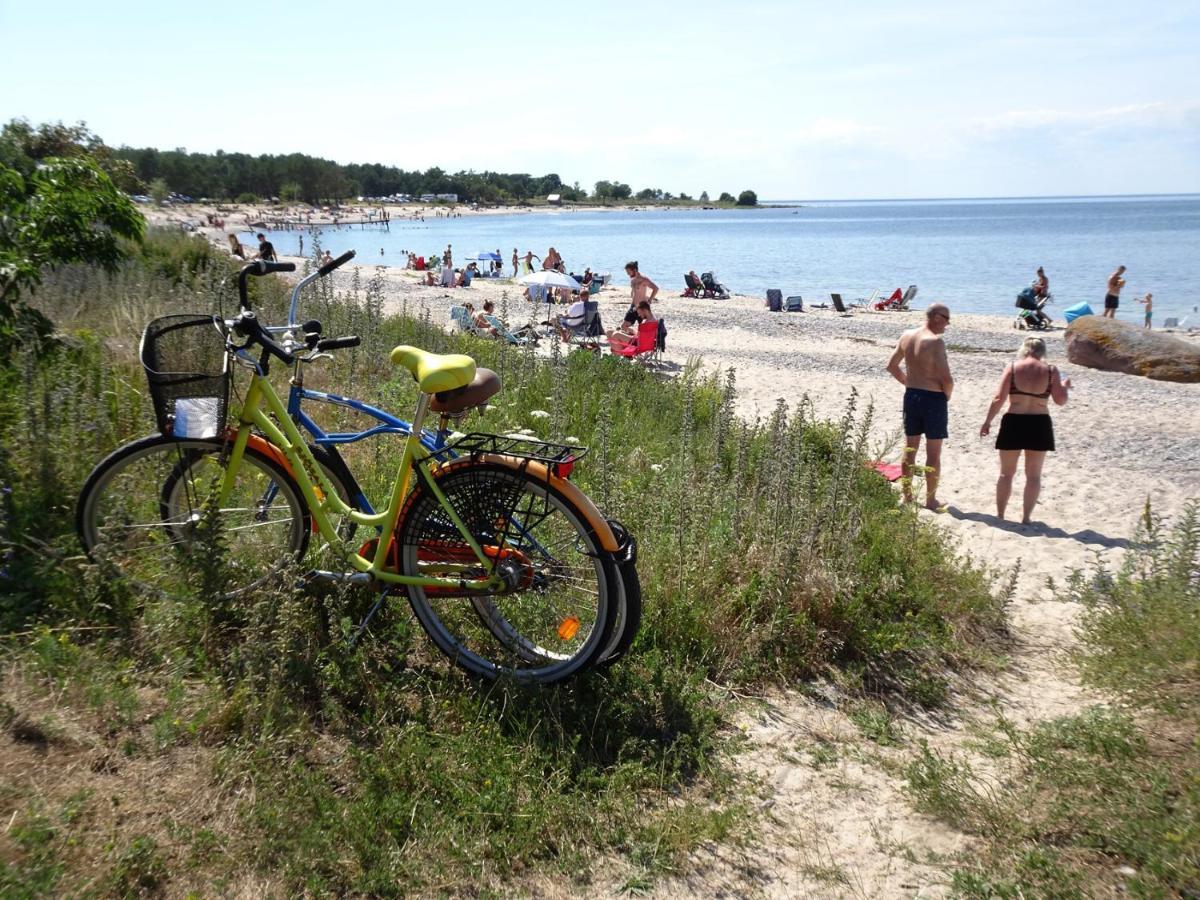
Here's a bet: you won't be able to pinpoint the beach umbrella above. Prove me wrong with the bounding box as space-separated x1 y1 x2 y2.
518 270 583 325
517 270 582 291
473 251 502 261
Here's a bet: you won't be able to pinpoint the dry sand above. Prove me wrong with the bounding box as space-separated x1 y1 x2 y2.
204 232 1200 896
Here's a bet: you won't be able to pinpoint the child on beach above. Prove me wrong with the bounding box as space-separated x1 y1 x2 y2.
1137 292 1153 328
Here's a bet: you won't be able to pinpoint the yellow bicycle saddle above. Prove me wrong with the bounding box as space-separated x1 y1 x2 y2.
390 345 477 394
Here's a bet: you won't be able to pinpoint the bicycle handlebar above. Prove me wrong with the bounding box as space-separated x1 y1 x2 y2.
286 250 356 327
316 335 361 352
238 260 296 310
318 249 356 277
232 310 295 365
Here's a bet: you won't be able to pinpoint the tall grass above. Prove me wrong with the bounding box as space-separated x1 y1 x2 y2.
0 231 1006 895
905 503 1200 897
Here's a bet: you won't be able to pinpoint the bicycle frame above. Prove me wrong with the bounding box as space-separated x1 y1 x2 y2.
286 383 449 515
222 364 504 591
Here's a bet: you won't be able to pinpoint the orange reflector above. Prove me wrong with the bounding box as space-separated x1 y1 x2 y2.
557 615 581 641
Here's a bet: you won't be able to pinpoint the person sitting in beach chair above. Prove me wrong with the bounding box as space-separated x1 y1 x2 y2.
473 301 500 337
682 271 707 298
557 290 603 349
609 301 655 351
701 272 730 299
612 317 661 364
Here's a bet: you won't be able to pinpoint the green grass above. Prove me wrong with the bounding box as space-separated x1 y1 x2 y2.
905 504 1200 898
0 230 1008 895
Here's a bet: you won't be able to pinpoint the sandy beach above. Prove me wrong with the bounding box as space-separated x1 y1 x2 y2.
187 219 1200 895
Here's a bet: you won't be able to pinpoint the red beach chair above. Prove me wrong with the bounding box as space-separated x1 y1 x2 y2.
874 287 903 310
611 320 660 363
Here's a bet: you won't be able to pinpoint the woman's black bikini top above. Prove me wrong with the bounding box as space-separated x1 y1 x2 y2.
1010 365 1053 399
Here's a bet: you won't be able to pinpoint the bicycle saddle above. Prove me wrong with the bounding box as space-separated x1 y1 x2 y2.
430 367 502 414
390 345 476 393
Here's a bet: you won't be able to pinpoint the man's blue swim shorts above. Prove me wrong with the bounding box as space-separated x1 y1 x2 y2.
903 387 948 440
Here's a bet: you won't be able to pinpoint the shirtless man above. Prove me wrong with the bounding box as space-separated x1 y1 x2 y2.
1103 265 1126 319
886 303 954 510
625 261 658 306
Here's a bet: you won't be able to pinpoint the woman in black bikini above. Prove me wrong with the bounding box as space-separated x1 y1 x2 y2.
979 336 1072 523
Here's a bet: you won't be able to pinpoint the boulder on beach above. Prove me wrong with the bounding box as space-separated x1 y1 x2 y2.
1065 316 1200 382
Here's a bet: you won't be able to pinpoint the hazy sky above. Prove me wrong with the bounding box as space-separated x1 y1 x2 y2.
2 0 1197 199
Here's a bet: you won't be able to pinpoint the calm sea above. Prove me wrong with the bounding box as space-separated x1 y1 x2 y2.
248 195 1200 323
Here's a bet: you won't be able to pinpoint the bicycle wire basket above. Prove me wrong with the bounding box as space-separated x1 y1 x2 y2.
140 314 230 438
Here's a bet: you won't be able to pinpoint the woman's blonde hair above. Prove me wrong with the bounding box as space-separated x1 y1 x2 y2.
1019 336 1047 359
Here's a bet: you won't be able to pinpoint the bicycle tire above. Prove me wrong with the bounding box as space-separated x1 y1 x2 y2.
596 558 642 669
77 435 310 599
396 461 618 683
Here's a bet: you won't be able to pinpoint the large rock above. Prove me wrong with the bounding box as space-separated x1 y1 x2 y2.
1065 316 1200 383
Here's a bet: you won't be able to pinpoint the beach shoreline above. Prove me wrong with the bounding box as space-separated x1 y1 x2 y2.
180 215 1200 601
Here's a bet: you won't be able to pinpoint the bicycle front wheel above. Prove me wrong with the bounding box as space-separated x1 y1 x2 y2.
397 461 618 684
77 435 310 599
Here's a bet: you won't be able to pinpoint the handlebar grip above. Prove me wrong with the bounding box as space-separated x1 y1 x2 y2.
316 335 361 351
318 250 356 277
263 261 296 274
235 312 295 365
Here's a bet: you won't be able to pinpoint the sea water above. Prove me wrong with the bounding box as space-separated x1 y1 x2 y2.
248 194 1200 323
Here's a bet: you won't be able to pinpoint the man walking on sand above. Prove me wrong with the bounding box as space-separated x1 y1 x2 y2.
1103 265 1126 319
887 303 954 510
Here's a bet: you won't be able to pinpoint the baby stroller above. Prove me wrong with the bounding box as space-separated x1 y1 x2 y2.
1014 287 1053 330
701 272 730 299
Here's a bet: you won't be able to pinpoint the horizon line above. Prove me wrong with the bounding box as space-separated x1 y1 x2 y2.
762 192 1200 204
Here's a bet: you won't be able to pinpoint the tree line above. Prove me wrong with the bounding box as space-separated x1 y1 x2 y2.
3 119 758 207
121 146 757 206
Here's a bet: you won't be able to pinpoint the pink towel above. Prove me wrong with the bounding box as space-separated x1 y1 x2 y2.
871 462 904 482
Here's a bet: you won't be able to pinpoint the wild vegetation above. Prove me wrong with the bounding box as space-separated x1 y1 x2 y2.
0 230 1006 894
906 504 1200 897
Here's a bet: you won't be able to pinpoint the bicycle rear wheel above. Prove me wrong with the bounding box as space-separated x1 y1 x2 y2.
77 435 310 599
397 461 618 683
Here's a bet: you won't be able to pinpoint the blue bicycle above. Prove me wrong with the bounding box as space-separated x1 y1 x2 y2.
269 252 641 665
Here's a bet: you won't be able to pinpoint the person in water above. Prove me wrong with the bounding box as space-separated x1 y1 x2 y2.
979 335 1071 523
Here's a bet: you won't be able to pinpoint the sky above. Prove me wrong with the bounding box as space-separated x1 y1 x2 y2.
1 0 1197 200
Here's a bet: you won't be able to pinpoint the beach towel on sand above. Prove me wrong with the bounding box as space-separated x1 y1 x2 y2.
870 462 904 481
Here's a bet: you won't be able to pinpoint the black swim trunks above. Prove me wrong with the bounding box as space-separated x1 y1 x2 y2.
903 387 948 440
1104 293 1120 310
995 413 1054 452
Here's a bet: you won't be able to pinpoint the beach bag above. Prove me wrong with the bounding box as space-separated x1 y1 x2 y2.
766 289 782 312
656 318 667 351
1063 302 1093 324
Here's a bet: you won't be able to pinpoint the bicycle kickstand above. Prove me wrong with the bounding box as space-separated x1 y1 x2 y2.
348 587 392 649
